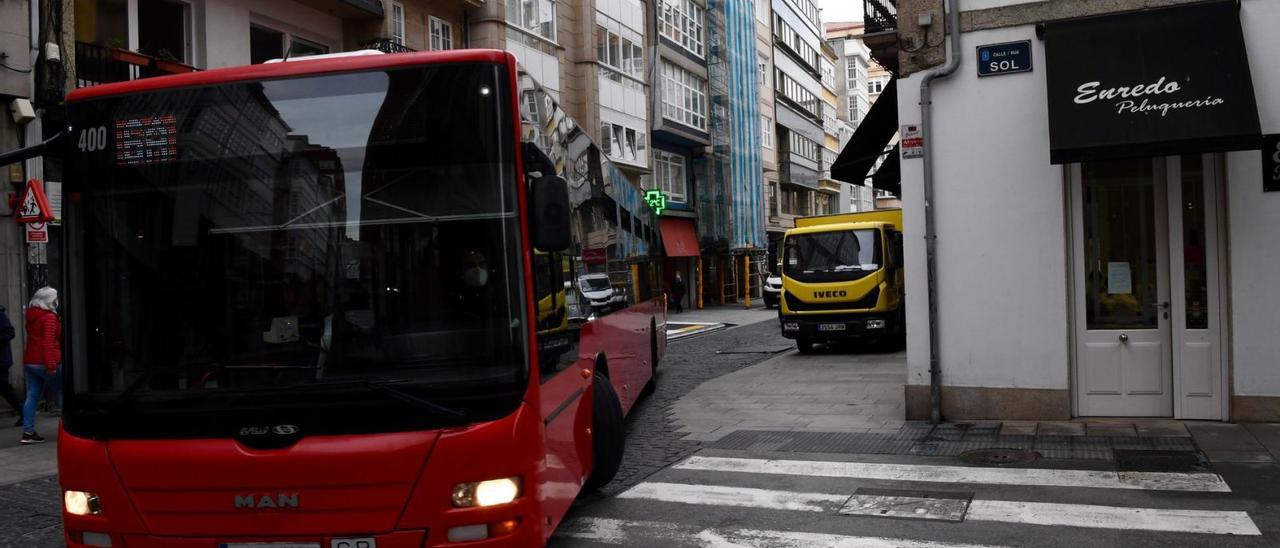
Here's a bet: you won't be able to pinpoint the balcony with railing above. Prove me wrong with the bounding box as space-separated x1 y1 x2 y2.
75 42 198 89
362 38 416 54
863 0 897 34
862 0 899 73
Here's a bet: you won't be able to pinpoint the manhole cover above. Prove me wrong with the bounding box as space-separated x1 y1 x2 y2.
839 488 973 522
960 448 1040 466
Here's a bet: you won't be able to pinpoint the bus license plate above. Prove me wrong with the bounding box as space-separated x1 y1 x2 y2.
220 544 320 548
332 540 376 548
819 323 846 332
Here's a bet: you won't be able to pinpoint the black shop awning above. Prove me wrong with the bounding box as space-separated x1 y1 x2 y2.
871 144 900 196
1043 1 1260 164
832 78 898 184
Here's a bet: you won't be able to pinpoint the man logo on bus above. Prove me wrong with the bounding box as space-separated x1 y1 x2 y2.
644 189 667 216
235 493 300 509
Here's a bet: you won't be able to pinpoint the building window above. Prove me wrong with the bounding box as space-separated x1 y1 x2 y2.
659 0 705 58
289 37 327 58
391 1 406 45
775 69 820 120
791 0 821 29
510 0 557 42
788 132 819 162
600 121 645 164
597 24 644 80
773 14 819 71
138 0 193 63
868 76 888 95
661 61 707 130
767 182 779 218
761 115 773 148
250 25 284 64
429 16 453 50
654 150 688 202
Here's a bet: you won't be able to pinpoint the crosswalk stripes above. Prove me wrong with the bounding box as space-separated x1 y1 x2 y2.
559 517 1012 548
557 454 1263 546
674 455 1232 492
617 482 1260 536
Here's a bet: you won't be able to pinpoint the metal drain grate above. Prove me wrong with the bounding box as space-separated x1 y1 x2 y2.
960 448 1041 466
1114 449 1208 472
839 488 973 522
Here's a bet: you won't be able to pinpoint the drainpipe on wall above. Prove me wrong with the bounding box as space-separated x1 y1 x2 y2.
920 0 961 424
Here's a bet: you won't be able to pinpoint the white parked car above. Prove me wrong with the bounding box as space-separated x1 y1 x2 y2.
763 274 782 308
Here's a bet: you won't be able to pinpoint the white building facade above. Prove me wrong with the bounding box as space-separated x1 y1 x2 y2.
893 0 1280 422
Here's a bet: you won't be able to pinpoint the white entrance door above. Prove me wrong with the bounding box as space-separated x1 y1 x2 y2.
1168 155 1225 420
1070 155 1225 419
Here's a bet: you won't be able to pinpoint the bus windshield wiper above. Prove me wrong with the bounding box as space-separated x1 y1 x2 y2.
293 378 468 421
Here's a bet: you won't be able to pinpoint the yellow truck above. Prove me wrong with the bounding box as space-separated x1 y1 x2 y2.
779 209 905 353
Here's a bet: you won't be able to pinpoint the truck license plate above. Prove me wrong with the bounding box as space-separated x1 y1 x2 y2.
819 323 846 331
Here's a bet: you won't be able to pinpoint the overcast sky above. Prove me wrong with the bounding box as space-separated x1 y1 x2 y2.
820 0 863 24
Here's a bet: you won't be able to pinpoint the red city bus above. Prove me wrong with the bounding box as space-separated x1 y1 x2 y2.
57 49 666 547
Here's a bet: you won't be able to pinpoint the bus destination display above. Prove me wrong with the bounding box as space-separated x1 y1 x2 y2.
115 115 178 166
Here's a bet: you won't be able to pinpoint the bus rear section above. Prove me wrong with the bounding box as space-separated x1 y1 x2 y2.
57 49 663 547
779 210 906 353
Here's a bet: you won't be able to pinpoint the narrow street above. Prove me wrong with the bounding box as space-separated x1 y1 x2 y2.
2 307 1280 546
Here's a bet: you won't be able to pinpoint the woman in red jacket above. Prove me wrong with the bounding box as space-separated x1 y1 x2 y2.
20 287 61 445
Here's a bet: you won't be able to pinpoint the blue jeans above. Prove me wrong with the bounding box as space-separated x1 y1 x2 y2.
23 364 60 433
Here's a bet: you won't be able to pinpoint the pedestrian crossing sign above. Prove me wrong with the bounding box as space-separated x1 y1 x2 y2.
16 179 54 224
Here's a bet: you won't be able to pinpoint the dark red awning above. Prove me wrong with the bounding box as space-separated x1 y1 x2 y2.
659 218 700 257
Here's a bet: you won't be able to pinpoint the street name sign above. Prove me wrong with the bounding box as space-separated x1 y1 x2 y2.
977 41 1032 77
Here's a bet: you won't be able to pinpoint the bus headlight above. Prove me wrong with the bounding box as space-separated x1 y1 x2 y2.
453 477 521 508
65 490 102 516
783 322 799 331
866 319 886 329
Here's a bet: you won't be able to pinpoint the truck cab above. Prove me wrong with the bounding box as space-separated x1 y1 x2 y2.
778 210 905 353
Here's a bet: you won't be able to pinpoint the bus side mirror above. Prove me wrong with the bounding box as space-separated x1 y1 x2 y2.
532 174 571 252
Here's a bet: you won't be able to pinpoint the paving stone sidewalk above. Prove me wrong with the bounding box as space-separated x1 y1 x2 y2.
670 345 908 442
666 343 1280 464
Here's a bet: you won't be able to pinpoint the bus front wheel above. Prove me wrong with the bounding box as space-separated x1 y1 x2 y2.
583 373 625 492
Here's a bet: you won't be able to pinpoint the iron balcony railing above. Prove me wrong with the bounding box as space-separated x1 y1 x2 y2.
362 38 415 54
864 0 898 34
75 41 198 88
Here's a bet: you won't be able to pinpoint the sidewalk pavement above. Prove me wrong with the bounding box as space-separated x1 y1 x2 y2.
671 347 908 442
667 345 1280 464
0 413 60 487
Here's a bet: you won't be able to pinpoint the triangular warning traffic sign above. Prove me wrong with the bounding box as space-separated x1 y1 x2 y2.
16 179 54 224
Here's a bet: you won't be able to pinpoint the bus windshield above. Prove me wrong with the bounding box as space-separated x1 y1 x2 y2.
62 63 528 439
784 229 882 282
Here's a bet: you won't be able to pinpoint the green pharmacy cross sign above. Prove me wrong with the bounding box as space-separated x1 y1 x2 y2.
644 189 668 215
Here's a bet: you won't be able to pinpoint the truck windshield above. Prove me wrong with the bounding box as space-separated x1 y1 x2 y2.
62 63 528 439
784 229 882 282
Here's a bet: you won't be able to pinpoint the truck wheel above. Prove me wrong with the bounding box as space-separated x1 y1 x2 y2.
583 374 625 492
796 339 816 354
